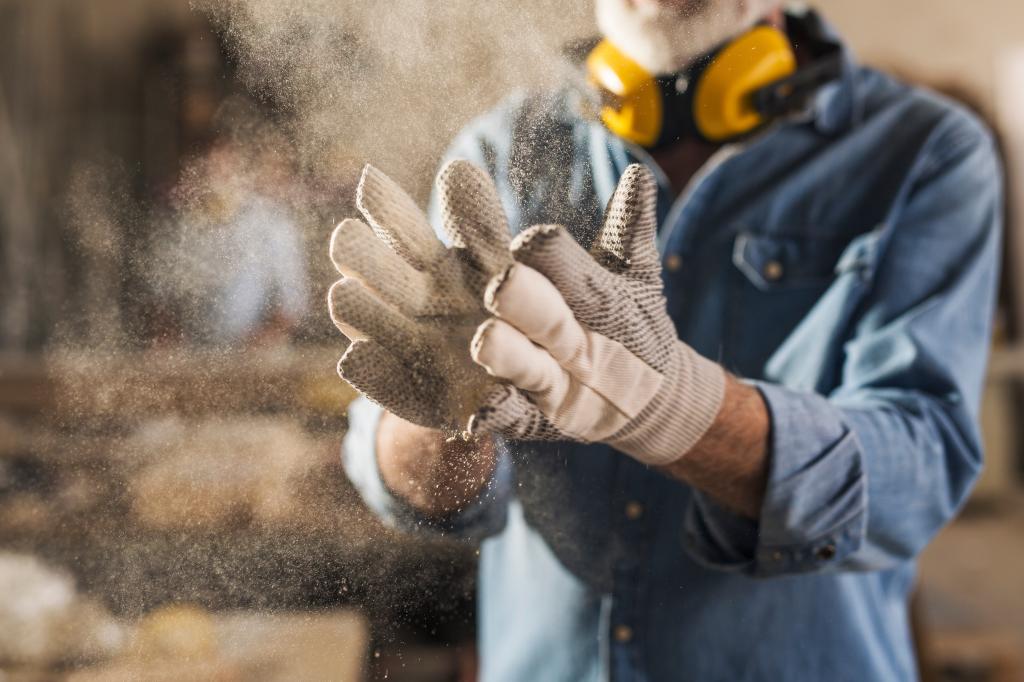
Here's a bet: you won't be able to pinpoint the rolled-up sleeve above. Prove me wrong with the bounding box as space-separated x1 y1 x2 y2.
685 111 1002 576
686 384 867 576
343 396 514 541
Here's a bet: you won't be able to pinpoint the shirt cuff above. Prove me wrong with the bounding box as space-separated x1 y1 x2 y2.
684 382 867 577
342 397 512 541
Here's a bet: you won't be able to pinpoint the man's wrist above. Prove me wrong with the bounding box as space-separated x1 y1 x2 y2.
658 373 771 519
376 412 498 518
610 342 726 467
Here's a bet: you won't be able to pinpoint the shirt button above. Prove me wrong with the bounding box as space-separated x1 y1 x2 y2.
763 260 784 282
624 501 644 520
614 625 634 643
815 544 837 561
665 254 683 272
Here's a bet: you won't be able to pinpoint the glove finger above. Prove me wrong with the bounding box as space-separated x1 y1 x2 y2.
482 262 663 415
510 223 607 283
471 318 571 401
591 163 660 283
357 164 444 271
510 224 670 369
339 340 449 428
472 315 655 440
469 384 564 441
436 159 513 288
482 264 586 365
510 223 626 326
328 277 428 362
331 218 435 317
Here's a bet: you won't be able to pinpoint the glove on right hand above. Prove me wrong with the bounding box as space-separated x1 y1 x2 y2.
328 161 512 432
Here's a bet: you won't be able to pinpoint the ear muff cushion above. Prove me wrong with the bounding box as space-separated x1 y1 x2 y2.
587 39 664 147
693 26 797 142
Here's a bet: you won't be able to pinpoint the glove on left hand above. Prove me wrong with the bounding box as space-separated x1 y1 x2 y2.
470 164 725 466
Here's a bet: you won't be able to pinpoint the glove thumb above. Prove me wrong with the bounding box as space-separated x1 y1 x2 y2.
592 163 660 282
436 159 513 289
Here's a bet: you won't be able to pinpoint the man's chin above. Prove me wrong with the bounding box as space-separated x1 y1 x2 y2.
595 0 772 75
630 0 705 14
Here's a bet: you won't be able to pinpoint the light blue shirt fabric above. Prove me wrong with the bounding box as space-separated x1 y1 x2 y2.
343 14 1002 681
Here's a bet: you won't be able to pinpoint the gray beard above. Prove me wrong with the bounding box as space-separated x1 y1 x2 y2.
595 0 777 75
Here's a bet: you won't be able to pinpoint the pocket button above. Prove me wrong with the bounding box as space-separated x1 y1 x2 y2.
815 544 837 561
763 260 784 282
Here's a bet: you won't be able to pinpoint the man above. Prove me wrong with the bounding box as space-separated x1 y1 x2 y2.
333 1 1002 679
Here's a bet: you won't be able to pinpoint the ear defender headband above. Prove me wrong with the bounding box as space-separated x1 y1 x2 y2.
586 23 841 148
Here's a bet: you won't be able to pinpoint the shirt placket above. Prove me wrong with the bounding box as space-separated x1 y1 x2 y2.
607 458 656 682
593 129 743 681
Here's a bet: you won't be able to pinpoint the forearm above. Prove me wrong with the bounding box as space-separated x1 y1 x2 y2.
681 377 986 576
376 411 498 518
660 374 770 520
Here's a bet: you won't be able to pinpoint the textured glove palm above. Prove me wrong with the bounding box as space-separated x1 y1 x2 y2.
328 161 512 431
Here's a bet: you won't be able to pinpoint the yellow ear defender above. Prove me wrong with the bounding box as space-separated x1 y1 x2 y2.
587 38 666 148
692 26 797 141
586 22 841 148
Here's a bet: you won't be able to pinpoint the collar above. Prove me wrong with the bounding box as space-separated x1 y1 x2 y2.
787 7 862 136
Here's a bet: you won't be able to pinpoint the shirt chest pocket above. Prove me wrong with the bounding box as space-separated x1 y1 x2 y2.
727 231 867 374
732 232 856 290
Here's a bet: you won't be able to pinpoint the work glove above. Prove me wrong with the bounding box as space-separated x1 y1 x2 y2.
328 161 512 432
470 164 726 466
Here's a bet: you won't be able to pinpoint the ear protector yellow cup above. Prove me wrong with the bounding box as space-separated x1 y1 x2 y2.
587 24 837 148
692 26 797 142
587 38 665 148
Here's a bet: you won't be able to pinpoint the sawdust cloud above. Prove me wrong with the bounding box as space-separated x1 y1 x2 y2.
4 0 600 671
179 0 595 645
196 0 593 200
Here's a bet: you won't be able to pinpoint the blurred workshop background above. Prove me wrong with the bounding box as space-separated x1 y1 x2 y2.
1 1 1023 680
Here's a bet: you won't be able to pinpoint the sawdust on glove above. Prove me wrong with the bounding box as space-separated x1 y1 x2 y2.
328 161 512 432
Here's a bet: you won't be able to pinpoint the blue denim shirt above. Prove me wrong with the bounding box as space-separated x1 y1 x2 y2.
343 16 1002 682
